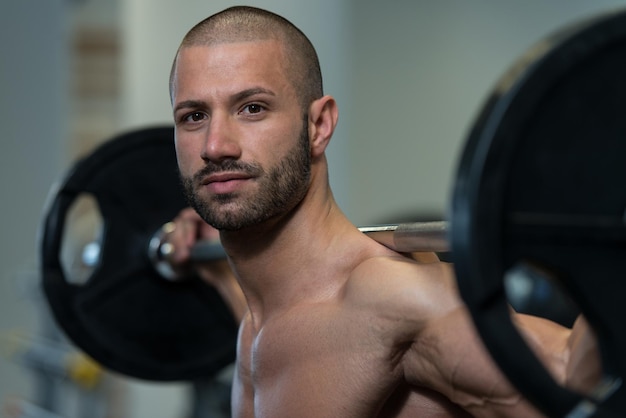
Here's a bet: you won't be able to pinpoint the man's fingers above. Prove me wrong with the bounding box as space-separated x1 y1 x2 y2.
170 208 220 263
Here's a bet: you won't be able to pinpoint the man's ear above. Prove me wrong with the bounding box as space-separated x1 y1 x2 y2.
308 95 339 157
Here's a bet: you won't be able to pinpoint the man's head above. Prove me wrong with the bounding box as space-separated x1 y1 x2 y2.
170 6 338 231
170 6 323 110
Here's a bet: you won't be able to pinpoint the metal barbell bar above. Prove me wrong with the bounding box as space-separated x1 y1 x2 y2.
149 221 449 280
358 221 449 253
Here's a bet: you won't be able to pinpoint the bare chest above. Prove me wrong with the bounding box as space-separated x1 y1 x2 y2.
237 307 470 418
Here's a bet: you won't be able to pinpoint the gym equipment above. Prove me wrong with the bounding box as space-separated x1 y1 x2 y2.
161 221 450 278
39 7 626 416
450 9 626 417
40 127 238 381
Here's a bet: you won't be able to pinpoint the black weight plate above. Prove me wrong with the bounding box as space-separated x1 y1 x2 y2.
40 126 238 381
451 9 626 417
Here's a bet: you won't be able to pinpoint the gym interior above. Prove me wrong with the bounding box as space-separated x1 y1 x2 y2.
1 1 624 417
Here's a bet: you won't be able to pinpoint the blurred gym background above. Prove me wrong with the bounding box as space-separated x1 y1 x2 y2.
1 0 623 417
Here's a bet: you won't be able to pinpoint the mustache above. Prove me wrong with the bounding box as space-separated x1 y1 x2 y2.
192 160 263 184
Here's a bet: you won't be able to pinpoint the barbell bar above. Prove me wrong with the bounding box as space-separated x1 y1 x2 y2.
149 221 450 281
357 221 450 253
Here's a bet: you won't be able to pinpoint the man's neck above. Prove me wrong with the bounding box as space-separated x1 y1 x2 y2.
220 189 355 328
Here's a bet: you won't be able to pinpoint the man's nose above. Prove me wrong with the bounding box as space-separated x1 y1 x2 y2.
201 114 242 162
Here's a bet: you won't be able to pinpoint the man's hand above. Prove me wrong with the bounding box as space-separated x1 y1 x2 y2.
167 208 247 322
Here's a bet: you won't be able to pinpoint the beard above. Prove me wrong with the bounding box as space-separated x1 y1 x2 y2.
180 117 312 231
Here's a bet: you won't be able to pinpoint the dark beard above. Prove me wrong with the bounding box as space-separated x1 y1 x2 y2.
180 117 311 231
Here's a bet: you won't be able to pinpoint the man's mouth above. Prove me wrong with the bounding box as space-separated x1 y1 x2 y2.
200 172 253 194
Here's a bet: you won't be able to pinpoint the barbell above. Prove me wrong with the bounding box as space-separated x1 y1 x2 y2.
148 221 450 281
40 8 626 418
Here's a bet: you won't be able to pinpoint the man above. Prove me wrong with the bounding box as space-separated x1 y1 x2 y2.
167 6 599 417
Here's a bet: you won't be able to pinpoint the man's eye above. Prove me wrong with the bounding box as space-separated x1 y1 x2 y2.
185 112 205 122
242 104 264 115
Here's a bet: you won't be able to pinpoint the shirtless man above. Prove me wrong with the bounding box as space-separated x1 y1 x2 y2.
167 6 599 417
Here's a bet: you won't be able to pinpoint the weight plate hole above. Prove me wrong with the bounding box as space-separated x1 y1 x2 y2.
60 193 104 286
505 262 580 327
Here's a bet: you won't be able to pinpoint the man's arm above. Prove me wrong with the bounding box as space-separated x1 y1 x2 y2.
388 260 600 417
515 313 601 395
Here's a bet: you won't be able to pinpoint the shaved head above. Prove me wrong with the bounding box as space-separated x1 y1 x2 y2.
170 6 323 109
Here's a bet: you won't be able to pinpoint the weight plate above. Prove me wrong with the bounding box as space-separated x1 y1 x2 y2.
40 126 238 381
451 9 626 417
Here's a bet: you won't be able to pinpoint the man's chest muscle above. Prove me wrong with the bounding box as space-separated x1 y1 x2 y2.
238 308 403 417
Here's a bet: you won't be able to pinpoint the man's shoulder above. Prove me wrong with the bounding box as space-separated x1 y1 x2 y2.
348 252 451 290
343 253 458 318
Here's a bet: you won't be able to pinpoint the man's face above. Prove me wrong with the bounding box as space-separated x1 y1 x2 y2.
172 40 311 230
